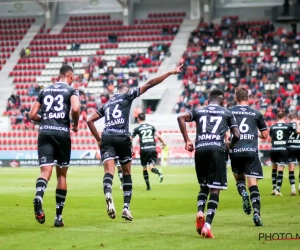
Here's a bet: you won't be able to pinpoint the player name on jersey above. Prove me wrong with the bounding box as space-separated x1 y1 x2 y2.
228 105 267 155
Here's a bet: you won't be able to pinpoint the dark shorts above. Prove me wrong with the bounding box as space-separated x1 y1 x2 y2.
140 150 157 167
288 149 300 163
195 149 227 190
38 133 71 167
225 148 229 162
270 150 288 165
100 133 132 164
230 155 263 179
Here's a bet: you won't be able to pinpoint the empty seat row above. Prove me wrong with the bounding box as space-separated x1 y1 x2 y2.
1 47 15 53
69 15 110 21
14 64 46 70
62 29 162 36
0 18 35 23
0 29 28 35
66 20 122 26
135 18 183 24
0 24 31 29
1 41 19 46
0 35 23 41
148 12 186 18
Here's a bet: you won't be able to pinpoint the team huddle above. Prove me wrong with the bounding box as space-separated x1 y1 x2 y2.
29 65 300 239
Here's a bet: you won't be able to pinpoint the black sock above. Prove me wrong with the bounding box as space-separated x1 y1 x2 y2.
151 168 159 175
35 177 48 200
123 175 132 210
103 173 113 195
249 185 260 216
276 171 283 192
118 169 123 184
197 186 209 212
299 174 300 184
143 170 150 188
272 169 277 190
236 180 246 196
56 189 67 218
289 171 295 185
205 193 219 226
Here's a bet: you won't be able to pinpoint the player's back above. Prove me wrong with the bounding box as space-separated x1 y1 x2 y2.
132 123 156 151
270 122 294 151
190 104 236 152
228 105 267 156
38 82 78 134
98 88 140 135
288 122 300 150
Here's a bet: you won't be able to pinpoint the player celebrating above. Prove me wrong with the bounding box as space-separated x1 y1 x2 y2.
287 114 300 195
87 65 183 221
177 89 240 238
29 65 80 227
132 113 166 190
228 87 268 226
269 112 299 196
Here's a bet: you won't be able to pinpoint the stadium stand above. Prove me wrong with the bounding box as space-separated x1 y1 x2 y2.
0 18 35 71
174 17 300 149
1 13 184 153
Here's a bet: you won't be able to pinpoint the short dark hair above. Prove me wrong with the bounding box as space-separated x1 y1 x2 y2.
117 83 130 91
209 89 224 102
235 86 249 102
59 64 73 76
138 113 146 121
277 112 286 120
288 113 296 120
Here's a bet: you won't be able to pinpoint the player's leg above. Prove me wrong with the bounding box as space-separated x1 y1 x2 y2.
53 135 71 227
101 135 117 219
121 161 133 221
116 134 134 221
33 134 55 224
287 150 296 195
201 150 227 238
231 157 251 215
270 151 277 195
195 150 209 235
115 159 123 189
54 166 68 227
143 166 151 190
288 162 296 195
275 164 284 196
140 151 151 190
147 151 163 183
245 156 264 226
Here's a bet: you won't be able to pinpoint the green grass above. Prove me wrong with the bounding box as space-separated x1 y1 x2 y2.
0 166 300 250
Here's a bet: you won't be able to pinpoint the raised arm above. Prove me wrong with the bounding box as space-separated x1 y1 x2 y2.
177 112 194 152
155 132 166 147
29 101 41 122
139 65 183 95
87 112 102 149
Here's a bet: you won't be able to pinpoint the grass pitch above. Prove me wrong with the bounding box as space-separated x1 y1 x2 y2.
0 166 300 250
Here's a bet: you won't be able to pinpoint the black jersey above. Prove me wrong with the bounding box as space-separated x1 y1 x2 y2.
96 87 140 134
132 123 157 151
189 104 238 152
36 82 79 134
269 122 296 150
288 122 300 149
228 105 267 156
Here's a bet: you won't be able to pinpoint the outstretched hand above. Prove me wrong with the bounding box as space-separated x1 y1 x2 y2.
170 64 184 75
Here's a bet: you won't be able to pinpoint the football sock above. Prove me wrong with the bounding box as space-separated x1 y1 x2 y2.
197 186 209 213
118 169 123 184
249 185 260 216
56 189 67 218
123 175 132 210
272 169 277 190
236 180 247 196
103 173 113 195
289 171 295 191
35 177 48 201
151 168 160 175
276 171 283 192
205 193 219 226
143 170 150 189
